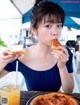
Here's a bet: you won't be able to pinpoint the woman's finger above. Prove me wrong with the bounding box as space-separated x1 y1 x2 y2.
58 46 69 56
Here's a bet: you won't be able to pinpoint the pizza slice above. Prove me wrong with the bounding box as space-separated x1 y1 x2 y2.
12 51 25 55
51 39 61 50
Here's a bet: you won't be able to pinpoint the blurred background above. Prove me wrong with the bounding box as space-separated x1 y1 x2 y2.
0 0 80 49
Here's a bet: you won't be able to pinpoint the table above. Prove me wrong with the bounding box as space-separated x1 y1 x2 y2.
20 91 80 105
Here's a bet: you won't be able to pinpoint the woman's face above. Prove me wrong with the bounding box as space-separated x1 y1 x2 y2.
36 19 63 46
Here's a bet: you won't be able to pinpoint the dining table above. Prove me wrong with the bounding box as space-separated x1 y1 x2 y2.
20 91 80 105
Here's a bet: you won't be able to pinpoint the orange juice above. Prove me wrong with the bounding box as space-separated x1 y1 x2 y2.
0 85 20 105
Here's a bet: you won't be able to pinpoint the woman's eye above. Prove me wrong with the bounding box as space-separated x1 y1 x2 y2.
57 24 62 28
45 25 51 28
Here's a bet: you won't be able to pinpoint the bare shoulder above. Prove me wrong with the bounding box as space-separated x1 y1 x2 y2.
18 45 36 60
22 45 36 54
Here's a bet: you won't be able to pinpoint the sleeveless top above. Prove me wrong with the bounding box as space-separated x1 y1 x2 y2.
4 48 73 91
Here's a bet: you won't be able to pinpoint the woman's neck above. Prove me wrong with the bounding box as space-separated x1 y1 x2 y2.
35 42 52 56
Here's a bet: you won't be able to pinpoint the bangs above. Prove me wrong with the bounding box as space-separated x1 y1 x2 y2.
43 14 63 24
31 1 65 29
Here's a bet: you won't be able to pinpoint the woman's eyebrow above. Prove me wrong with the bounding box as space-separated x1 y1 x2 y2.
44 21 62 24
44 21 54 23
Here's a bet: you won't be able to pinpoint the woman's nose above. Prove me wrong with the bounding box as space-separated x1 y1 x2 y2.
50 33 58 39
51 33 57 36
51 28 57 35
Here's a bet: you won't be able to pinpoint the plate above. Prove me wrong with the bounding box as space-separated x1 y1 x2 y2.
26 92 80 105
26 93 48 105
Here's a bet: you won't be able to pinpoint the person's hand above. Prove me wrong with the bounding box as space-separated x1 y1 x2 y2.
51 46 69 69
0 50 21 64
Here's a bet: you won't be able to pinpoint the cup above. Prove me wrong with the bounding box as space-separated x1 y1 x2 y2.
0 84 20 105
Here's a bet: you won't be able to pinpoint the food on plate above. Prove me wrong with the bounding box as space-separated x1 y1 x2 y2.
30 92 78 105
51 39 61 50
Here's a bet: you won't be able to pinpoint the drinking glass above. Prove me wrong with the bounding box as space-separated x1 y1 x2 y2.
0 84 20 105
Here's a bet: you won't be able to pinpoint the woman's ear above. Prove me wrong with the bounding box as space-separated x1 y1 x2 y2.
31 27 38 35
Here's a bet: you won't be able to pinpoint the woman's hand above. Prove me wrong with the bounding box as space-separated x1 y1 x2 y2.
0 50 21 64
52 46 69 69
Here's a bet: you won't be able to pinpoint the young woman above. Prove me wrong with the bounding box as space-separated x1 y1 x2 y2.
0 0 74 93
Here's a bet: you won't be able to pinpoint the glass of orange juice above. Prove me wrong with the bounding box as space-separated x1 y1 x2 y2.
0 84 20 105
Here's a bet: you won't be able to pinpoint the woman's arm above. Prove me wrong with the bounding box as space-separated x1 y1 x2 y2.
59 66 74 93
0 50 21 78
0 57 9 74
0 69 9 78
52 46 74 93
